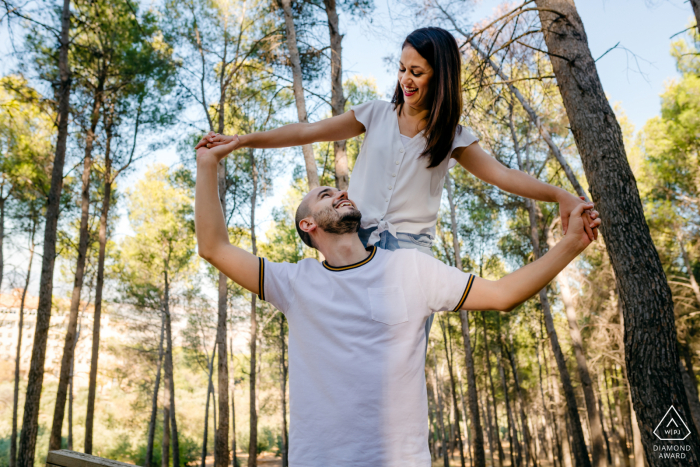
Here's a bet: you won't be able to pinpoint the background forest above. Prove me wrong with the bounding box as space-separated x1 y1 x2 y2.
1 0 700 466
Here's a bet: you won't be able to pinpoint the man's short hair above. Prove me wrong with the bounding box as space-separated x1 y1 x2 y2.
295 198 315 249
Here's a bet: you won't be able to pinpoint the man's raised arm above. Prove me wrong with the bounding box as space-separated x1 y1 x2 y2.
463 202 600 312
195 139 260 294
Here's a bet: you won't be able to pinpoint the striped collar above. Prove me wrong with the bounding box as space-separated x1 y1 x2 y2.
322 246 377 272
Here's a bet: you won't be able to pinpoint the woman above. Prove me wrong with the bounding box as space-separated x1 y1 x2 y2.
197 27 598 334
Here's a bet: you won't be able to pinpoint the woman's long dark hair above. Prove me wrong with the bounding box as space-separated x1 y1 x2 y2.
391 27 463 168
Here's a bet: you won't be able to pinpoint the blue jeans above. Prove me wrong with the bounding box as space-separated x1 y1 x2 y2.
359 227 435 347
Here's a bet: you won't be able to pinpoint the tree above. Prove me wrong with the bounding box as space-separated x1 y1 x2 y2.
534 1 700 462
15 0 73 460
118 164 197 467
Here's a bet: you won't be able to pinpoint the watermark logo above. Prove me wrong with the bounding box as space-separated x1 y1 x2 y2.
654 406 691 441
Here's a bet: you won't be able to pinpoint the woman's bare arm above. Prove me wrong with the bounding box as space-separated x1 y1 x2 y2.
196 110 365 151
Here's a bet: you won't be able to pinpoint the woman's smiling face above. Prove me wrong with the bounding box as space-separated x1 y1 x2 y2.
398 45 434 109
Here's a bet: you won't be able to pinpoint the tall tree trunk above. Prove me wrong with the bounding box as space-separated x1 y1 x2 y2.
506 337 537 467
163 394 171 467
279 315 289 467
440 317 466 467
432 353 450 467
607 364 631 467
497 317 521 467
216 160 230 467
67 322 79 450
545 231 607 467
11 223 36 467
230 336 238 467
479 388 496 467
248 150 259 467
597 387 613 465
202 346 217 467
163 268 180 467
146 314 166 467
280 0 319 189
481 313 505 467
526 199 590 467
446 173 487 467
322 0 348 190
18 0 72 461
461 312 487 467
677 231 700 308
537 335 561 467
534 2 700 461
456 358 473 467
0 195 4 292
49 72 105 451
691 0 700 36
85 118 113 454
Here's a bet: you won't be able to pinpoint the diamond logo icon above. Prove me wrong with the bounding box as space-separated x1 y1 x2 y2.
653 406 691 441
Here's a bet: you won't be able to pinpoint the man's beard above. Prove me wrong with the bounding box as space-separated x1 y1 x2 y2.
314 205 362 235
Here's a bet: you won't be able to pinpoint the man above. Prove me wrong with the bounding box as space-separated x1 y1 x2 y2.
195 137 600 466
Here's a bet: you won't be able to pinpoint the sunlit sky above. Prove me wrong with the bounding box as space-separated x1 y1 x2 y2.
2 0 696 296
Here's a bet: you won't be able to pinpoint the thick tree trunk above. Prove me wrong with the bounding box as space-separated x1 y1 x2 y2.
322 0 348 190
202 346 217 467
146 314 166 467
17 0 72 462
279 315 289 467
280 0 319 189
49 73 105 451
85 123 113 454
526 199 590 467
163 270 180 467
481 313 505 467
440 317 466 467
545 232 607 467
691 0 700 36
216 158 230 467
248 150 259 467
535 2 700 462
67 323 79 450
11 224 35 467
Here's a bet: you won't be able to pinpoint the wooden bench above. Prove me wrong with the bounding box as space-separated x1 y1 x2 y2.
47 450 139 467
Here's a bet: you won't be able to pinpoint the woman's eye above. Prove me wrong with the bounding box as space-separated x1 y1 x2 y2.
399 68 406 72
412 72 422 77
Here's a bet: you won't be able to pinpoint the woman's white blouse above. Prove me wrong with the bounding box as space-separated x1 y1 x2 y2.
348 100 478 245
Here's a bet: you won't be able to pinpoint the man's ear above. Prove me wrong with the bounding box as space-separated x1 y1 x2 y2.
299 217 316 235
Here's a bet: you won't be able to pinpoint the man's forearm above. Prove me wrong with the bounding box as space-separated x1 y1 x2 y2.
497 237 581 310
195 155 230 257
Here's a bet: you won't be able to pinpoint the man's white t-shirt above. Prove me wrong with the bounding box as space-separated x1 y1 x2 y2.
259 246 475 467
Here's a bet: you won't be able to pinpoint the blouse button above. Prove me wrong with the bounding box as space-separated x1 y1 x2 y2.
385 199 389 202
399 148 404 153
392 173 396 177
395 161 399 165
388 185 393 190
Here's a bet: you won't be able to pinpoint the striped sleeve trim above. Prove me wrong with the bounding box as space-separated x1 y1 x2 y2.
452 274 475 312
258 257 265 301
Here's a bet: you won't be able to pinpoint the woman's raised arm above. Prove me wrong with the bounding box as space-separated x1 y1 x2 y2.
196 110 365 151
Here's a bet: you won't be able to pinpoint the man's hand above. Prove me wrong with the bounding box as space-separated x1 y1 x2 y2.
558 192 600 241
195 131 242 151
195 133 240 163
563 201 601 252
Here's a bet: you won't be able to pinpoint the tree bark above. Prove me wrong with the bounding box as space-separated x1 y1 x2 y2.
163 394 171 467
440 317 466 467
481 313 505 467
460 312 487 467
216 160 230 467
163 268 180 467
545 232 607 467
67 323 79 450
322 0 348 190
17 0 72 461
85 117 113 454
11 223 35 467
526 199 590 467
280 0 319 189
606 364 631 467
279 315 289 467
146 314 166 467
49 71 105 451
248 150 259 467
202 346 217 467
535 1 700 462
497 317 521 467
691 0 700 36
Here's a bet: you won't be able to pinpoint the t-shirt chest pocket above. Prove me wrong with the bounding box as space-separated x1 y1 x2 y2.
368 286 408 325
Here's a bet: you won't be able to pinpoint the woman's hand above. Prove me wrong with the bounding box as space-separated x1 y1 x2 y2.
195 131 242 150
195 133 240 163
558 193 600 241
